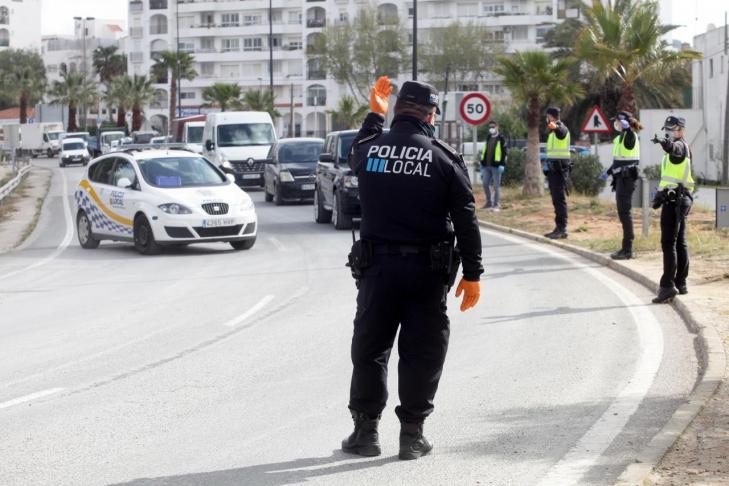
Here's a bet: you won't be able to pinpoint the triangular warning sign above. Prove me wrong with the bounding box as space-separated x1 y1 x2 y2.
582 106 611 133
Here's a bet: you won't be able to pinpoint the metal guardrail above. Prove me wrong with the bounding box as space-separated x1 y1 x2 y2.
0 163 32 205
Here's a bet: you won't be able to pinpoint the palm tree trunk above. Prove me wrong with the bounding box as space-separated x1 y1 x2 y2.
618 82 636 114
19 94 28 124
132 104 142 132
169 72 177 132
523 97 543 196
116 107 126 128
68 104 78 132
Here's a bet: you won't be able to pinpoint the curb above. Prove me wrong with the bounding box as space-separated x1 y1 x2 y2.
478 219 727 486
0 165 54 255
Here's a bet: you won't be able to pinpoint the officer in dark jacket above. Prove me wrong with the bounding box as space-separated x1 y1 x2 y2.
651 115 694 304
342 76 484 461
479 120 508 210
543 107 571 239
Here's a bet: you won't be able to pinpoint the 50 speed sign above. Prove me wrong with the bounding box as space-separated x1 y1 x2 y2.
459 92 491 126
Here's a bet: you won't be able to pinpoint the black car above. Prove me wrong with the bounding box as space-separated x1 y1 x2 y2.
263 138 324 205
314 130 365 230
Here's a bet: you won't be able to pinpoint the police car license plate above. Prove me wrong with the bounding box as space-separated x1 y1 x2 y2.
301 184 315 191
242 174 259 179
202 218 235 228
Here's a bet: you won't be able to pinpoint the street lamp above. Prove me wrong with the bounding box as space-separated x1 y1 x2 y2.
412 0 417 80
285 74 302 138
74 16 95 128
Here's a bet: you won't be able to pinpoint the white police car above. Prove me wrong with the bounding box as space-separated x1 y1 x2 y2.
74 146 257 254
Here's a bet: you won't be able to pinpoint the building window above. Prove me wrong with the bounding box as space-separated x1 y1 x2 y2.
432 3 451 18
377 4 398 25
221 13 240 27
200 38 215 52
307 58 325 80
709 58 714 78
222 38 240 52
200 13 214 27
243 15 261 26
178 41 194 53
511 26 528 41
288 11 302 24
150 14 168 35
482 3 505 16
536 26 552 43
0 7 9 25
180 91 196 100
150 0 168 9
0 28 8 47
307 85 326 106
200 62 215 77
306 7 326 28
243 38 263 51
220 64 240 79
457 3 478 17
485 30 504 42
151 89 169 109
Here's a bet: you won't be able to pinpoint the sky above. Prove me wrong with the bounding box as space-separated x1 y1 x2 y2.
39 0 728 43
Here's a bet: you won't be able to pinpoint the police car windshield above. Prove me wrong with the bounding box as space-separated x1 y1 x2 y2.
279 141 324 164
339 133 357 159
187 126 204 144
138 157 227 188
63 142 85 151
217 124 275 147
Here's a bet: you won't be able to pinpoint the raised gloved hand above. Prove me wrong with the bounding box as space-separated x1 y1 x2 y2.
455 278 480 312
547 122 557 130
620 119 630 129
370 76 393 116
497 165 505 174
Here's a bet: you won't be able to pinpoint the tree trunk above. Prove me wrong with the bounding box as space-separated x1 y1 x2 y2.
523 96 544 196
116 106 126 128
132 104 142 132
19 94 28 124
68 104 78 132
618 82 636 114
169 72 177 132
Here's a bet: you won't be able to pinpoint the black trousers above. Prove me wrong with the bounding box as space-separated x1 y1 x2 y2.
615 173 636 251
546 160 569 231
349 253 450 424
659 196 691 289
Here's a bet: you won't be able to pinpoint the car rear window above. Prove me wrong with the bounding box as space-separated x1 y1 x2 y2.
137 157 227 188
279 141 323 163
339 133 357 159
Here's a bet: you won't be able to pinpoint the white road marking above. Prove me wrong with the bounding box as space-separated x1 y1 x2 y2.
481 229 664 485
0 387 65 410
222 295 275 328
0 168 74 281
268 236 286 252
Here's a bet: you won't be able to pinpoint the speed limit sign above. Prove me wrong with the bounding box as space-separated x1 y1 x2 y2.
459 92 491 125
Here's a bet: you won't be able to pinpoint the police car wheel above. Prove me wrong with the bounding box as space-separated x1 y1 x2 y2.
230 237 256 250
133 216 161 255
77 210 100 249
274 183 284 206
314 188 332 224
333 192 353 230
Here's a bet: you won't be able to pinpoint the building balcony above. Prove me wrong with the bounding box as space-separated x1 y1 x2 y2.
177 0 292 13
192 47 304 63
129 1 143 13
306 19 326 28
178 22 301 38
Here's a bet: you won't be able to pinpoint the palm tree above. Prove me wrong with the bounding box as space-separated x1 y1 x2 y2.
202 83 243 112
151 50 197 126
93 45 127 83
575 0 700 113
327 95 368 129
242 89 281 119
0 49 47 124
127 75 156 132
47 68 98 131
104 75 133 128
495 51 581 196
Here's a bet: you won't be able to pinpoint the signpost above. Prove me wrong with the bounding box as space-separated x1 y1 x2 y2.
581 105 611 155
717 188 729 229
459 92 491 184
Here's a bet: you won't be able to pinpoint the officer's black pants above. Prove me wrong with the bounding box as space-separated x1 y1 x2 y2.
615 174 636 251
349 253 450 424
546 161 568 231
659 196 691 289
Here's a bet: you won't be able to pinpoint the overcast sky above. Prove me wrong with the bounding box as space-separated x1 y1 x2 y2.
39 0 727 43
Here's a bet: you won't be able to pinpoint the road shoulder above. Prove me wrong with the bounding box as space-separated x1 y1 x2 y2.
478 218 728 486
0 165 53 253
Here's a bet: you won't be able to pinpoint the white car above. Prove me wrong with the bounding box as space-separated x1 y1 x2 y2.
59 137 91 167
74 148 257 254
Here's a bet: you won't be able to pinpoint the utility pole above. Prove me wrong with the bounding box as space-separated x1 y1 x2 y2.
176 1 182 122
412 0 417 80
289 81 294 138
269 0 274 98
75 16 94 129
723 11 729 185
440 65 450 139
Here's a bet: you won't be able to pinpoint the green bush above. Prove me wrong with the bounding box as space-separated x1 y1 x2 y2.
642 164 661 179
502 148 525 186
570 154 606 196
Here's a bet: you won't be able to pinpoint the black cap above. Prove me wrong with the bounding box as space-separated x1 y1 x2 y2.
546 106 560 118
397 80 441 115
662 115 685 129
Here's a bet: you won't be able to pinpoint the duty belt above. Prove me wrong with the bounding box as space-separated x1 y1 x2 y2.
611 161 638 174
372 243 430 255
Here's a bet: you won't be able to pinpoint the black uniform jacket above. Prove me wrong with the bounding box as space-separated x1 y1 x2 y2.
349 112 484 281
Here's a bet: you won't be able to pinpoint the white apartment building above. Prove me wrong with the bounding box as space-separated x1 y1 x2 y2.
691 25 728 183
126 0 577 137
0 0 41 51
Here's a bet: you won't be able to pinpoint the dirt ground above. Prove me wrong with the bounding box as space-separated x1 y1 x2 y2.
476 185 729 485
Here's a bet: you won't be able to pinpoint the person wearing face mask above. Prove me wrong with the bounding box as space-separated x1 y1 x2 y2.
608 111 643 260
650 115 694 304
543 106 571 239
479 121 508 211
343 77 483 460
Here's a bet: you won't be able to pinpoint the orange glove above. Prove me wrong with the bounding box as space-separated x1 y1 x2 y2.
370 76 393 116
455 278 480 312
547 121 557 130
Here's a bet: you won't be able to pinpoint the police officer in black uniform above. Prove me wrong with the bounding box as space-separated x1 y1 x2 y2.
341 77 483 460
543 107 572 239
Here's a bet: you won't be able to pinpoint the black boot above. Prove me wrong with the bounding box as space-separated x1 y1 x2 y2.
399 422 433 460
677 284 688 295
652 286 678 304
610 249 633 260
545 229 568 240
341 411 381 457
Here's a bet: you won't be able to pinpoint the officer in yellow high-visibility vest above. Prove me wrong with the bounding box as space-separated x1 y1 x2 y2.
608 111 643 260
544 107 571 239
650 115 694 304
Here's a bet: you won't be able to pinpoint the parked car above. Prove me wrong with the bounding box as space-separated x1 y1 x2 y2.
74 147 257 254
314 130 375 230
263 137 324 205
59 137 90 167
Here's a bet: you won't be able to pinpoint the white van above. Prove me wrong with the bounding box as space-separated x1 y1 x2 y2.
183 121 206 154
202 111 277 187
59 137 90 167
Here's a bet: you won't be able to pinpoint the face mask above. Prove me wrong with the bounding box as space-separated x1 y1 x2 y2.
663 128 677 141
613 120 623 132
489 127 497 135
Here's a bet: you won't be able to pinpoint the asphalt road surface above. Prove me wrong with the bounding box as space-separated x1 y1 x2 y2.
0 160 697 486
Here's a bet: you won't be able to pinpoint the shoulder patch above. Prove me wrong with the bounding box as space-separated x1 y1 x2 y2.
433 138 458 156
355 133 380 146
434 138 469 176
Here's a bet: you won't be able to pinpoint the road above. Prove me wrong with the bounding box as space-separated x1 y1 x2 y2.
0 159 697 486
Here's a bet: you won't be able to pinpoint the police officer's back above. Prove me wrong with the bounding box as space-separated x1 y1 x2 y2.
341 77 483 461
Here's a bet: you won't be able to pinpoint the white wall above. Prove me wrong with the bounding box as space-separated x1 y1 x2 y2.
0 0 41 51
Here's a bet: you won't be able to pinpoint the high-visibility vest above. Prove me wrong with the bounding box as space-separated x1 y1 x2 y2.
659 151 694 190
546 131 571 160
612 133 640 161
480 137 503 163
